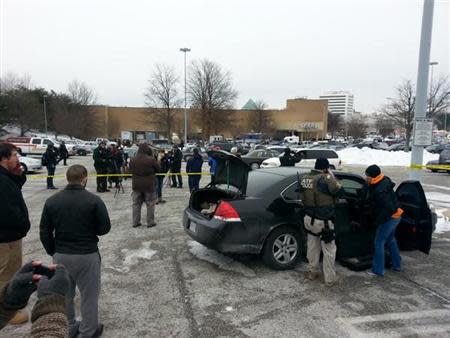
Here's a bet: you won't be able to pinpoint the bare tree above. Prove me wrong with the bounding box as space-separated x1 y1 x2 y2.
67 80 97 106
247 100 274 133
0 72 32 93
144 64 181 138
346 115 368 138
427 75 450 130
373 113 395 137
188 59 238 139
383 80 416 149
327 112 343 137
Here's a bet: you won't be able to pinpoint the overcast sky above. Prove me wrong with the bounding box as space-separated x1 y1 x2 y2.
1 0 449 113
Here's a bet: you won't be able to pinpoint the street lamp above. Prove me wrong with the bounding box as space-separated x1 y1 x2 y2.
43 94 48 136
179 47 191 145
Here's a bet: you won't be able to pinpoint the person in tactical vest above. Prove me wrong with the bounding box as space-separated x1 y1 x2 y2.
300 158 342 286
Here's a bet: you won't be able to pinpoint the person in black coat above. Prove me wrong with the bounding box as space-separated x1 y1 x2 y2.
0 142 31 324
280 148 303 167
186 148 203 192
170 144 183 188
42 144 59 190
93 142 109 192
365 164 403 277
57 141 68 166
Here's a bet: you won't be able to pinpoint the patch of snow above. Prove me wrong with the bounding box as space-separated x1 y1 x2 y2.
426 192 450 234
187 241 256 278
337 148 439 167
118 241 157 273
225 306 234 312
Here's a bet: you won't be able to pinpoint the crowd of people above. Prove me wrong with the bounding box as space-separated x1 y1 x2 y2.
0 140 405 336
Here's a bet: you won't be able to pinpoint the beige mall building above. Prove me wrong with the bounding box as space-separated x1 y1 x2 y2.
90 98 328 141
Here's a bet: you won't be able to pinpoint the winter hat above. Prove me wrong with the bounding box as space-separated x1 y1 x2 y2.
314 158 329 170
365 164 381 178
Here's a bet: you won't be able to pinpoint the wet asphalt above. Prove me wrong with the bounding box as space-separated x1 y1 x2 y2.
2 158 450 338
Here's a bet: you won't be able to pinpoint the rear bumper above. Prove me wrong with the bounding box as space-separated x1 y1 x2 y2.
183 208 259 254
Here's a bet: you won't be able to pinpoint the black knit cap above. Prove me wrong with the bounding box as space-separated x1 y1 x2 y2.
365 164 381 178
314 158 329 170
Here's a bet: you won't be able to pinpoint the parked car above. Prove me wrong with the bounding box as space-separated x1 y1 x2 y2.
437 148 450 174
241 149 284 169
426 143 449 154
208 141 235 152
183 151 435 270
260 149 342 170
387 143 410 152
18 155 43 174
183 146 209 162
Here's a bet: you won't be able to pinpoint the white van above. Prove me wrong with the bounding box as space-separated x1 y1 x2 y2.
283 135 299 144
7 137 57 155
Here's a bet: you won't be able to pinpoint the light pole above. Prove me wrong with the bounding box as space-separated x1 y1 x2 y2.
410 0 435 180
179 47 191 145
428 61 438 114
43 94 48 136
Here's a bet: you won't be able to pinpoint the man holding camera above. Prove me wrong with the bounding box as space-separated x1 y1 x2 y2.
300 158 342 287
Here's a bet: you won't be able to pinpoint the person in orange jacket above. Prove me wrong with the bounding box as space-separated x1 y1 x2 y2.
365 165 403 276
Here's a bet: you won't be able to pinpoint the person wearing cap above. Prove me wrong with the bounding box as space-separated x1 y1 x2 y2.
364 164 403 277
300 158 342 286
280 148 302 167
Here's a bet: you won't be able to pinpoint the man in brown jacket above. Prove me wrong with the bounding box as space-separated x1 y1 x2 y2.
129 144 160 228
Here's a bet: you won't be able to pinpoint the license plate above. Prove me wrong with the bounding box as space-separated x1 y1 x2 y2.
190 222 197 233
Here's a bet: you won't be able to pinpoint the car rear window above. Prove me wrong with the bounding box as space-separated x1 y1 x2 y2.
304 150 338 159
246 171 286 196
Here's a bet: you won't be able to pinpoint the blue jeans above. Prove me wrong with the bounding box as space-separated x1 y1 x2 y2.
372 217 402 275
188 175 201 192
156 176 164 200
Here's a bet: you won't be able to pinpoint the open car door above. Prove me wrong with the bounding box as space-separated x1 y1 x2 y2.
395 181 432 254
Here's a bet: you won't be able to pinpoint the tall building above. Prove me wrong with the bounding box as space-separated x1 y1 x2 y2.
319 91 354 117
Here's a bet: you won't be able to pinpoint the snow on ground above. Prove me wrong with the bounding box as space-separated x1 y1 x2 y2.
426 192 450 234
110 241 158 273
338 147 439 167
187 241 256 277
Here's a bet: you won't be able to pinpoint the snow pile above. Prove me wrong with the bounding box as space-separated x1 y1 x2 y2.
337 147 439 167
426 192 450 234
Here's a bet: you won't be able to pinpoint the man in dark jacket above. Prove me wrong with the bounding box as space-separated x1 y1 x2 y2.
170 144 183 188
42 144 59 190
129 144 160 228
0 142 31 325
280 148 302 167
40 164 111 338
186 148 203 192
365 165 403 277
93 141 109 193
300 158 342 286
57 141 68 166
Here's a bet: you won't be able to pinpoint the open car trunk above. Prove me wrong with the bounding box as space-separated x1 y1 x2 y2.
189 150 250 219
190 188 240 219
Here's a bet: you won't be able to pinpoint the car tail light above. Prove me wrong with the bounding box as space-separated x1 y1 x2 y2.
213 201 241 222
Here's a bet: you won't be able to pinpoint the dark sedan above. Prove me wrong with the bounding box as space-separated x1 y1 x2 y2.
183 151 435 270
241 149 283 169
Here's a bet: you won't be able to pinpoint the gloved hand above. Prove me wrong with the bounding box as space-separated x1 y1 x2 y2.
4 261 41 309
37 266 70 299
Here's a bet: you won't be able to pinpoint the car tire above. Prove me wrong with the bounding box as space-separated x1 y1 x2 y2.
329 165 336 170
250 162 260 170
20 163 28 174
431 169 437 173
262 225 302 270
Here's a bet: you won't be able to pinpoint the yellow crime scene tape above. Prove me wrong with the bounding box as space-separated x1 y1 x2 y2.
410 163 450 170
27 172 212 179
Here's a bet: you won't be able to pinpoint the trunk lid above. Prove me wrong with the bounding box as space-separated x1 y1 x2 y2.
208 150 251 195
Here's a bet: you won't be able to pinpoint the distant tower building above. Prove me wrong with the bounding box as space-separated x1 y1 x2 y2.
319 91 354 117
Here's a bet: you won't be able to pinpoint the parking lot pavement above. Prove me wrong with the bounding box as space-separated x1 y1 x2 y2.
2 158 450 337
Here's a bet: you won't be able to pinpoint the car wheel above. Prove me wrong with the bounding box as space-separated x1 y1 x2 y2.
20 163 28 174
431 169 437 173
262 225 301 270
250 162 260 170
329 165 336 170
